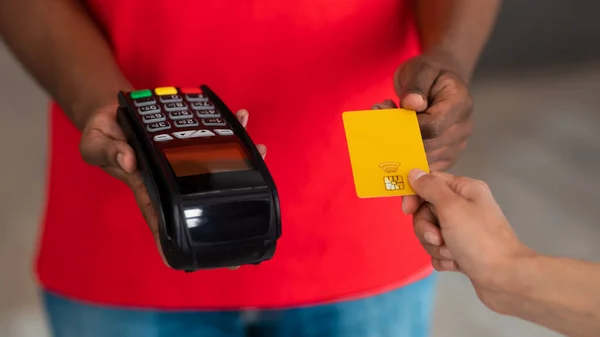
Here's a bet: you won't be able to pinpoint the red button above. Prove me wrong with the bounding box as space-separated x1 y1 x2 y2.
180 87 202 94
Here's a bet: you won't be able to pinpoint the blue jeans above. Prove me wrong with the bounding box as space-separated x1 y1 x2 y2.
42 273 437 337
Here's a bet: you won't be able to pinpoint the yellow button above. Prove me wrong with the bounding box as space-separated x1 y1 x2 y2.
154 87 177 96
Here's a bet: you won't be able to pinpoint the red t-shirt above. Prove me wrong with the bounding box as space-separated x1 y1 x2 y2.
35 0 432 309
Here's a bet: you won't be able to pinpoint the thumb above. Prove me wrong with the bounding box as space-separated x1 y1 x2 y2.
80 128 136 173
394 62 439 112
407 169 458 207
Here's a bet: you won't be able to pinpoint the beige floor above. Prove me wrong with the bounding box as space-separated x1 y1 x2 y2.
1 41 599 337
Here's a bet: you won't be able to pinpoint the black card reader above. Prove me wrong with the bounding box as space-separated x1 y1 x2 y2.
116 85 281 271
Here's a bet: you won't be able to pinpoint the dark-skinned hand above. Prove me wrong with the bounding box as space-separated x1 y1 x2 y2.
79 106 266 268
374 52 475 216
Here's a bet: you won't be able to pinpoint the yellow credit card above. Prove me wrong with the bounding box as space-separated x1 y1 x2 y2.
342 108 430 198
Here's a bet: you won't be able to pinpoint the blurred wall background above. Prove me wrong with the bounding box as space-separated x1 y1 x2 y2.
1 1 599 336
477 0 600 73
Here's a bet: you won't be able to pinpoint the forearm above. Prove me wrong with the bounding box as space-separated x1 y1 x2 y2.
415 0 502 82
497 255 600 336
0 0 132 130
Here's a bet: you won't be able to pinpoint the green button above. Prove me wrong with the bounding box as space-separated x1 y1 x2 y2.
130 89 152 99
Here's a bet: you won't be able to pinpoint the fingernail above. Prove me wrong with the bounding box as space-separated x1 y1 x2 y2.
402 93 427 111
440 247 453 259
117 153 126 171
441 260 455 269
408 169 427 182
406 92 426 101
401 197 407 214
424 232 440 245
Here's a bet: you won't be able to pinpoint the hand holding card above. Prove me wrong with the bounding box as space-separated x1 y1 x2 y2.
342 108 430 198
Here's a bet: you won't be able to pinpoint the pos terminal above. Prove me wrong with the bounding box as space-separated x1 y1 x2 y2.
116 85 281 271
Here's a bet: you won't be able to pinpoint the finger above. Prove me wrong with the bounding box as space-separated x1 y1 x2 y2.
236 109 249 128
417 100 472 141
432 258 458 272
126 172 158 235
418 73 473 140
417 170 494 205
372 99 398 110
413 204 443 246
80 128 137 173
402 195 423 215
394 62 439 112
124 173 162 259
428 159 454 173
421 243 454 260
449 176 495 203
430 71 473 121
402 93 428 113
256 144 267 159
407 170 458 206
124 171 169 265
235 110 267 159
422 121 471 154
426 140 468 172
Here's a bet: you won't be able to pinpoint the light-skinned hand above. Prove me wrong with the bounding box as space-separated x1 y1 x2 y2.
406 169 535 308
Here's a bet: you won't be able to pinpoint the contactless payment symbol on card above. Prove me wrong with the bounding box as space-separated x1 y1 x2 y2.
342 109 430 198
379 162 405 191
379 161 401 173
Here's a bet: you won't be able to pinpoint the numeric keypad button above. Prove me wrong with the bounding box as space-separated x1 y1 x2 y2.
133 97 156 107
146 121 171 132
159 94 182 103
142 113 166 124
175 118 199 128
164 102 188 111
169 110 194 120
138 104 161 115
191 102 215 110
201 118 227 126
197 109 220 118
185 94 209 102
